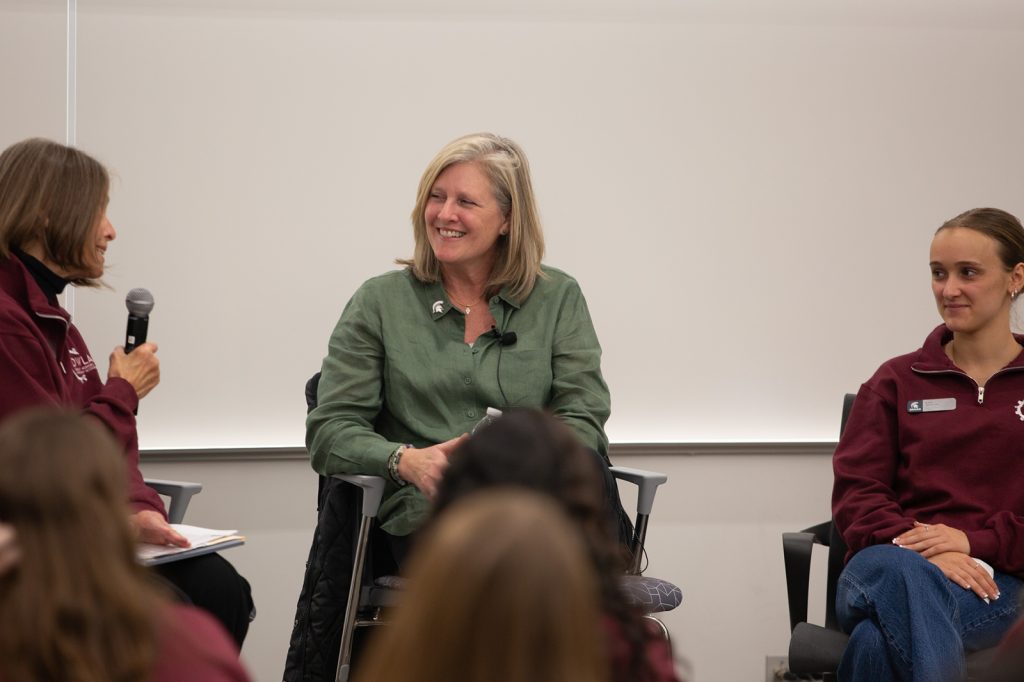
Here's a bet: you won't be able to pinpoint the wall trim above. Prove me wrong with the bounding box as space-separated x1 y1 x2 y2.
140 441 836 464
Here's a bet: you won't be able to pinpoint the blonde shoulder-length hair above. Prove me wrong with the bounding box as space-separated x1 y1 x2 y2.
0 138 110 287
397 133 546 301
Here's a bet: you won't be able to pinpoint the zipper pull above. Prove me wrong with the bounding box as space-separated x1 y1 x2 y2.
978 386 985 404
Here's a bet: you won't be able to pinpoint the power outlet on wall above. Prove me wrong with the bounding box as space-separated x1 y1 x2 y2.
766 654 828 681
764 655 789 681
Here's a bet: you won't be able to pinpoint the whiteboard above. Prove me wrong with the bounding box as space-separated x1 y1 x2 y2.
4 1 1024 448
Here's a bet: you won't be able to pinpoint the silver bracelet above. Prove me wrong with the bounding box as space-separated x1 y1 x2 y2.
387 444 411 486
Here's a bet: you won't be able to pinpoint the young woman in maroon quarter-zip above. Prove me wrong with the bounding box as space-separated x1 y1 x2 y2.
832 208 1024 682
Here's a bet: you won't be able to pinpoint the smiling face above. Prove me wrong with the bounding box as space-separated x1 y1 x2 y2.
423 162 509 277
930 227 1024 336
50 204 115 281
77 208 116 279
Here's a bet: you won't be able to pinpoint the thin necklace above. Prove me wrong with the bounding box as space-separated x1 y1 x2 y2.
445 289 484 315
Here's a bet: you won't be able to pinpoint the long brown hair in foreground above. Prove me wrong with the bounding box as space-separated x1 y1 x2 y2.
355 490 608 682
0 409 162 682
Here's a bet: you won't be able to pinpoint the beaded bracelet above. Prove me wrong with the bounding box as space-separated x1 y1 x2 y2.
387 444 412 486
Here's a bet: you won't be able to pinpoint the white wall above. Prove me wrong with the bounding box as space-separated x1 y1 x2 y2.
140 448 835 682
6 1 1024 448
0 2 66 142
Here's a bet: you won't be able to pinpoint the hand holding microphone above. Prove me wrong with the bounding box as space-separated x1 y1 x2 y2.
108 288 160 400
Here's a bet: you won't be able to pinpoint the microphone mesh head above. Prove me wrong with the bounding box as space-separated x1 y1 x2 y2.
125 287 155 316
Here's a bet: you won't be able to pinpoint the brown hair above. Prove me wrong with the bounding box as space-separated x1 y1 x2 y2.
937 208 1024 272
397 133 546 301
0 409 162 682
356 490 607 682
0 138 109 286
434 408 623 570
433 408 653 682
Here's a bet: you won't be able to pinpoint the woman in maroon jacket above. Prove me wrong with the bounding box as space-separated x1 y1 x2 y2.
0 137 252 646
832 207 1024 682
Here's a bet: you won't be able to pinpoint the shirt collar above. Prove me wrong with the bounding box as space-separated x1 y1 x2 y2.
495 285 522 310
913 323 1024 372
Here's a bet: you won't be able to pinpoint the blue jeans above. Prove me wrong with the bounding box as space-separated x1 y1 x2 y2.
837 544 1021 682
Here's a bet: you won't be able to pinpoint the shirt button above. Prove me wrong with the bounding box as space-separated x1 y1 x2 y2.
466 409 476 418
463 377 472 385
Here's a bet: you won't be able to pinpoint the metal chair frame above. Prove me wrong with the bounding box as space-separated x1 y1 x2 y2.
331 465 676 681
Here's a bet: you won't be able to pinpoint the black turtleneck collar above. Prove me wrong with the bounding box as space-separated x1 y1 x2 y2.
12 247 69 304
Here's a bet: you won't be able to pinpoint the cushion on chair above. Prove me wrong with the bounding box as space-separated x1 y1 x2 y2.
374 570 684 615
619 575 682 614
373 575 405 590
365 575 404 608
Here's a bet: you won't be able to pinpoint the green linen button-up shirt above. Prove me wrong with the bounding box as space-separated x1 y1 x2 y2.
306 264 611 535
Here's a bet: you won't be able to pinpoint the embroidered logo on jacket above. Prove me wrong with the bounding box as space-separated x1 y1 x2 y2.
1015 400 1024 422
68 347 96 384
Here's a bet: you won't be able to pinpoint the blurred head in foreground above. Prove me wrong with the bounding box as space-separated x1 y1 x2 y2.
356 489 607 682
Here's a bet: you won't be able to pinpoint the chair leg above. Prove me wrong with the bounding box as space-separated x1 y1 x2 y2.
335 515 374 682
643 614 671 643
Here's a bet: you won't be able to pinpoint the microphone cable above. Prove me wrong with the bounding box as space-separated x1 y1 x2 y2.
490 312 516 408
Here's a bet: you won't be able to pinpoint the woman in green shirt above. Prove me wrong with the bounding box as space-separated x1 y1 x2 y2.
287 134 613 681
307 132 612 537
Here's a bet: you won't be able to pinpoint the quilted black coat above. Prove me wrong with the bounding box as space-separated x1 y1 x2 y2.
283 471 364 682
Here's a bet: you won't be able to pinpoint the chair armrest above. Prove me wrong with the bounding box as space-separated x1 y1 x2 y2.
145 478 203 524
789 622 849 674
783 530 822 631
610 466 668 575
333 474 386 518
610 466 667 516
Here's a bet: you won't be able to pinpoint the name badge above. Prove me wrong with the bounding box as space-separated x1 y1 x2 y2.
907 398 956 413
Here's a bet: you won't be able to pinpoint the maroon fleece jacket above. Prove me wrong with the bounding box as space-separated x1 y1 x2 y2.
0 254 165 517
833 324 1024 573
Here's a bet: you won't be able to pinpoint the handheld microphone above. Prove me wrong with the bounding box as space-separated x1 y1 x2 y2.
490 326 517 346
125 288 154 353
